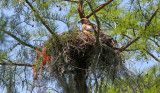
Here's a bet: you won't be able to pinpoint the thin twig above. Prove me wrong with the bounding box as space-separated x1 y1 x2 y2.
148 38 160 47
122 34 132 39
145 6 160 30
32 85 60 93
25 0 59 40
120 33 160 61
63 0 78 3
87 1 100 46
144 49 160 62
120 33 160 62
121 6 160 51
77 35 87 43
95 47 102 67
0 28 36 50
0 62 33 67
137 0 146 19
120 37 140 51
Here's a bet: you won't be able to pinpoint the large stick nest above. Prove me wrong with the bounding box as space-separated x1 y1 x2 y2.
37 31 132 92
44 31 129 78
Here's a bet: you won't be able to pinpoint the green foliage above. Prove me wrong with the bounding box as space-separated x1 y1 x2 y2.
0 0 160 92
0 50 7 61
99 65 160 93
59 30 79 42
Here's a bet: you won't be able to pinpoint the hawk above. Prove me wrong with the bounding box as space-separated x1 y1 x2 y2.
79 18 117 47
79 18 97 36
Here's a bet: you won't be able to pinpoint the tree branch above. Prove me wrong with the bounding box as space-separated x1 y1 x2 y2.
119 33 160 62
121 6 160 51
122 34 132 39
148 38 160 47
120 37 140 51
145 6 160 30
63 0 78 3
124 49 138 51
87 1 100 46
78 1 85 18
145 49 160 62
0 28 36 50
0 62 33 67
35 85 60 93
86 0 114 18
25 0 59 40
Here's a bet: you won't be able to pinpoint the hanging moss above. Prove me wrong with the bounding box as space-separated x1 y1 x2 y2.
35 31 131 93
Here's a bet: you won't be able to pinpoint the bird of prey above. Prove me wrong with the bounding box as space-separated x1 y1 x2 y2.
79 18 117 47
79 18 97 36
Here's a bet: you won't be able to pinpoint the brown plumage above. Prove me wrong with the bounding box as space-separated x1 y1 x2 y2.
79 18 97 36
79 18 117 47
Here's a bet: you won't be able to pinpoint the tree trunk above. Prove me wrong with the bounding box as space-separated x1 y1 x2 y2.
74 61 88 93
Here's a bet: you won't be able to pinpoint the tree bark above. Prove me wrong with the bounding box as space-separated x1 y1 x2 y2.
74 61 88 93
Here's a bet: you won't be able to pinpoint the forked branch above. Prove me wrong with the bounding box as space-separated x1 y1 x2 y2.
78 1 85 18
121 6 160 51
86 0 114 18
119 36 160 62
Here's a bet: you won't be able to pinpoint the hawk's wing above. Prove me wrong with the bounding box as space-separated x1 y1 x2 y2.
82 23 97 35
84 25 94 32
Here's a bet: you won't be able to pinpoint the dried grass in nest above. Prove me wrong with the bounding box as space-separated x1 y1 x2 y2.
45 31 129 78
37 31 131 92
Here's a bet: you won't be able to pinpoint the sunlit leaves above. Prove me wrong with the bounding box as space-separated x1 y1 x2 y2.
99 65 160 93
0 50 7 61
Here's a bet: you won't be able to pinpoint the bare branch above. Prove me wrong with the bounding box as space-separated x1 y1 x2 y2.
63 0 78 3
145 6 160 30
122 34 132 39
0 62 33 67
86 0 114 18
0 28 36 50
145 49 160 62
149 38 160 47
137 0 146 19
120 37 140 51
124 49 138 51
86 1 100 46
78 1 85 18
25 0 59 40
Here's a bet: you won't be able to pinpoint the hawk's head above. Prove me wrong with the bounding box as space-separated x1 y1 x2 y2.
79 18 90 24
